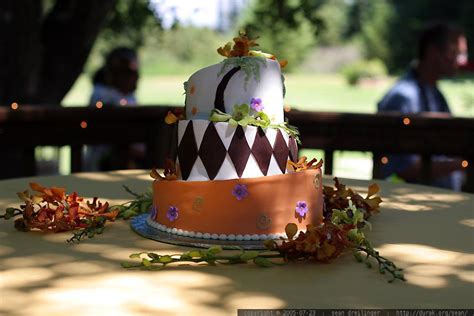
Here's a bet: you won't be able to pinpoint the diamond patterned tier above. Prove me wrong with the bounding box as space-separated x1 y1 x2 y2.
177 120 298 181
177 121 198 180
198 123 227 180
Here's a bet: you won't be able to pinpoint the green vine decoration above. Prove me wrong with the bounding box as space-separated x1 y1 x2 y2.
218 56 266 90
209 104 301 143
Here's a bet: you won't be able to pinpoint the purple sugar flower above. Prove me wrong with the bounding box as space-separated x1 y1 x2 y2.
150 206 157 219
295 201 308 217
250 98 264 112
232 184 248 201
166 206 179 222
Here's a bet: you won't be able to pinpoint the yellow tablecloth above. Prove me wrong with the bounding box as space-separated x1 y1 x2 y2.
1 170 473 315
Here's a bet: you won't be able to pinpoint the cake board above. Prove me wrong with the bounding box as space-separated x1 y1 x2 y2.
131 213 267 250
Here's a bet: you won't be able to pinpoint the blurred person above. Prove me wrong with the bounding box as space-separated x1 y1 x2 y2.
85 47 145 171
90 47 139 106
377 22 468 191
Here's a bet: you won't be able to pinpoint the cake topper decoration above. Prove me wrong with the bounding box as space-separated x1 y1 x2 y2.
217 30 287 68
216 31 287 95
217 30 259 58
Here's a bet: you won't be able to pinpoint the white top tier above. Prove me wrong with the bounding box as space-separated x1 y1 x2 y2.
184 58 285 124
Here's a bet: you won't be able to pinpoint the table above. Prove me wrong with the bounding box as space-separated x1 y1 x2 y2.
1 170 473 315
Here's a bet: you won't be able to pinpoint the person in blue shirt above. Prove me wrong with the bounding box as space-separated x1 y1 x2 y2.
377 23 468 191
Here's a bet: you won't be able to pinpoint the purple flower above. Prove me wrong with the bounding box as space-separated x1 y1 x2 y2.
150 206 157 219
232 184 248 201
250 98 264 112
166 206 179 222
295 201 308 217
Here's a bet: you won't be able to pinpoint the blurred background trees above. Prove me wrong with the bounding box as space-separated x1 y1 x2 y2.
1 0 473 106
2 0 471 179
0 0 161 105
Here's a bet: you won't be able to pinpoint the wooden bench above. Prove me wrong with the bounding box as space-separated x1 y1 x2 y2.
286 109 474 192
1 105 473 192
0 105 174 174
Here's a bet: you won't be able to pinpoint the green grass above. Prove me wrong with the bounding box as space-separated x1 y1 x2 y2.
64 73 474 116
59 73 473 179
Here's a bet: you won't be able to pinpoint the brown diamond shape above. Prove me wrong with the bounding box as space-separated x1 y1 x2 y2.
273 129 289 173
289 137 298 162
228 126 251 177
199 123 227 180
251 127 273 175
177 121 198 180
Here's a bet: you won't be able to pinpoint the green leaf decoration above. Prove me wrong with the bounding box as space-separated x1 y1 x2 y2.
354 252 363 262
232 104 250 121
252 111 271 128
141 258 152 267
240 251 260 261
121 262 136 268
253 256 274 268
128 252 142 259
209 109 232 122
147 253 161 260
219 56 266 89
228 118 238 126
269 122 301 144
158 255 173 264
188 251 203 258
237 116 252 127
207 246 223 255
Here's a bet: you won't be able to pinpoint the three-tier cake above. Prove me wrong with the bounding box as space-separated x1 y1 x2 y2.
147 33 324 242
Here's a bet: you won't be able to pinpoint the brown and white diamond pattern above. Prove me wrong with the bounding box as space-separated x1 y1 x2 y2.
177 120 297 181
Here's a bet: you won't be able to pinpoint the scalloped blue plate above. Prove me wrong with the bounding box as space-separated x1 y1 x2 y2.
131 213 267 250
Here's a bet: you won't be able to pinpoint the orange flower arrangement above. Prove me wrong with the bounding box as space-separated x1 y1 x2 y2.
7 183 117 239
217 31 288 68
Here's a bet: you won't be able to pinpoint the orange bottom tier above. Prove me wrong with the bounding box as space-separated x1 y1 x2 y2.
150 169 323 240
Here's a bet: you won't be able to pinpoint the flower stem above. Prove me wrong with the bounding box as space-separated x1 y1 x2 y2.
355 241 406 282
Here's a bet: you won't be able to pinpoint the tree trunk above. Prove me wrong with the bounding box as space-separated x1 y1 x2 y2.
0 0 116 105
0 0 116 179
0 0 42 105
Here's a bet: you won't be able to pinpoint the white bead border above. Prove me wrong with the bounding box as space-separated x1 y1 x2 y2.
146 215 286 241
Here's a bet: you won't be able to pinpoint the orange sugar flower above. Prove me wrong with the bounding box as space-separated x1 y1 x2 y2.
164 108 185 124
287 157 323 172
150 159 178 181
217 31 259 58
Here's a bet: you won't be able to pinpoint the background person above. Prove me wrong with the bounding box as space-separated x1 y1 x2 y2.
85 47 144 171
377 23 468 191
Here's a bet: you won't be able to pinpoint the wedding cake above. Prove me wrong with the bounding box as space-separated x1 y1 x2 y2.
147 33 324 242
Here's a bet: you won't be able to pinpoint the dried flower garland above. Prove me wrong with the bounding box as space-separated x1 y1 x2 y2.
0 176 404 282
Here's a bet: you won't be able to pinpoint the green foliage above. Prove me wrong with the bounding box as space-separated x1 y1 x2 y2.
316 0 350 45
100 0 163 48
242 0 326 71
341 59 387 85
140 26 227 75
352 0 474 72
358 0 393 66
84 0 164 75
